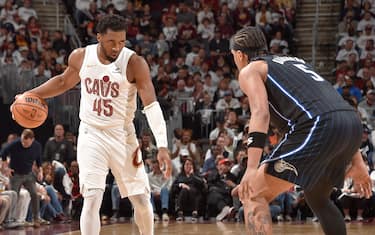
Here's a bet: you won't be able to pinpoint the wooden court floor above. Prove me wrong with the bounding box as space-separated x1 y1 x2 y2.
57 221 375 235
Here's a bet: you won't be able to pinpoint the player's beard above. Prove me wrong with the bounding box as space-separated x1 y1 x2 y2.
103 49 118 63
99 44 118 63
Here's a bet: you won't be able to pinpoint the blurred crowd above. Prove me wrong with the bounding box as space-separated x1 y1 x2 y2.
1 0 375 232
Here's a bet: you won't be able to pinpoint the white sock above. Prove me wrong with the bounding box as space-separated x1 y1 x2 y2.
128 194 154 235
80 188 104 235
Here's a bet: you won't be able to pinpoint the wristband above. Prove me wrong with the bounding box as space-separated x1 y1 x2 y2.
246 132 267 149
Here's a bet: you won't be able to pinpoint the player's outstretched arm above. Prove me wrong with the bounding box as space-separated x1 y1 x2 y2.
27 48 84 99
130 54 172 178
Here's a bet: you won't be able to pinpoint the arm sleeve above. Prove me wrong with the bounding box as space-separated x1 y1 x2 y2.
143 101 168 148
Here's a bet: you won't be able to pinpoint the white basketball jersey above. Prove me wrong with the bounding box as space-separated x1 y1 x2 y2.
79 44 137 129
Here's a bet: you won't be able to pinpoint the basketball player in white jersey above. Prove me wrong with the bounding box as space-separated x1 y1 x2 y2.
11 15 172 235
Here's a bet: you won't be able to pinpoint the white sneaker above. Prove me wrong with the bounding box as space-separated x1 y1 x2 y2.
356 216 363 221
312 216 319 222
277 215 284 221
176 211 184 222
344 215 351 222
191 211 198 223
216 206 230 221
162 213 169 221
154 213 160 221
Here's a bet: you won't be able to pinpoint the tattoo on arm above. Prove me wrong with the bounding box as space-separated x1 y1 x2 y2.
246 210 271 235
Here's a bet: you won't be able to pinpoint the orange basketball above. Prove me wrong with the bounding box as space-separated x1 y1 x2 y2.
11 93 48 128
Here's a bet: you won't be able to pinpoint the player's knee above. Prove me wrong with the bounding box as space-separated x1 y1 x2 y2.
82 188 104 211
129 194 152 211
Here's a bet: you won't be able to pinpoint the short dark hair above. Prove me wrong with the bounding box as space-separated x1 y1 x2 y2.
96 14 126 34
22 129 34 139
230 26 268 58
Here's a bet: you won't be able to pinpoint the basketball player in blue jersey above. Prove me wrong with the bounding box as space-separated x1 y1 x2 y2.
230 26 372 235
11 15 171 235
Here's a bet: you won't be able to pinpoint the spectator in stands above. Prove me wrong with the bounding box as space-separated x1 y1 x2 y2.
0 129 43 227
139 130 158 173
359 89 375 129
195 90 214 112
17 0 37 23
234 0 252 30
37 180 67 223
341 0 361 21
238 96 250 124
339 10 359 37
213 78 231 103
171 157 206 222
197 4 214 25
177 20 197 56
357 25 374 50
162 16 178 49
357 11 375 33
209 113 236 144
360 39 375 61
68 160 82 220
216 13 234 40
362 0 375 16
338 78 362 103
1 133 17 149
32 62 49 86
291 189 313 221
361 124 374 170
0 173 20 228
202 74 217 98
270 31 289 55
52 30 70 54
172 129 199 166
206 158 236 221
0 0 16 23
121 1 136 24
148 159 172 222
170 79 192 115
191 79 205 103
336 38 359 62
202 143 223 177
26 16 41 39
339 177 367 221
139 3 152 35
271 15 294 47
0 193 10 227
225 109 243 138
152 32 169 57
215 90 241 112
256 1 272 35
1 159 31 227
176 2 196 27
363 76 375 97
44 124 74 166
209 29 230 59
274 192 294 221
230 148 247 180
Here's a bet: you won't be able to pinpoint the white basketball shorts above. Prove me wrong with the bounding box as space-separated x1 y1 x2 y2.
77 122 150 197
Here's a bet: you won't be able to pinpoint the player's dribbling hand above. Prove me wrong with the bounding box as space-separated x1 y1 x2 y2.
157 147 172 179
